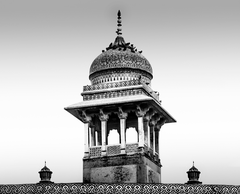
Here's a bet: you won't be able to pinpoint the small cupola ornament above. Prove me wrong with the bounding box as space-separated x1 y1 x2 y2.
38 161 54 183
186 161 202 184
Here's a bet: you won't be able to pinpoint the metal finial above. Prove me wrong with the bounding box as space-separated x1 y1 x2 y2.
193 161 194 166
45 161 46 166
116 10 122 36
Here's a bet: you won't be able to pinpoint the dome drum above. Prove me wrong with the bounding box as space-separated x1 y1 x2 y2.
89 68 152 85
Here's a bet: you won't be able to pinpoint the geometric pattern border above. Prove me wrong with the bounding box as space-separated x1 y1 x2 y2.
1 183 240 194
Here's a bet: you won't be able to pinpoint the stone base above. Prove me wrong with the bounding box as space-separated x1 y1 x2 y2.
83 153 161 183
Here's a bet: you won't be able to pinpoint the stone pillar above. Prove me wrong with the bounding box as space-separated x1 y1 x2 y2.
78 110 91 157
95 131 98 146
149 121 154 152
138 116 144 148
147 123 151 149
153 125 156 155
136 105 149 150
143 118 149 147
84 122 90 157
89 127 92 147
155 118 166 160
99 109 109 156
118 107 128 154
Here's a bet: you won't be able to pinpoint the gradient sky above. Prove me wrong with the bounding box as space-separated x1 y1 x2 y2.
0 0 240 185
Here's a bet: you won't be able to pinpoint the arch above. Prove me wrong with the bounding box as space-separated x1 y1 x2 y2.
107 129 120 145
126 127 138 143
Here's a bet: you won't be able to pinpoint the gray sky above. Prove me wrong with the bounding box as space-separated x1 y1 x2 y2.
0 0 240 185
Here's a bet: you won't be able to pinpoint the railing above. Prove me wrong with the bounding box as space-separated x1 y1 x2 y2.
83 80 141 92
106 144 121 156
126 143 138 153
89 146 102 157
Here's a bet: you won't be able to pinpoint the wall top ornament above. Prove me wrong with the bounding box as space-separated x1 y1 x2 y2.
0 183 239 194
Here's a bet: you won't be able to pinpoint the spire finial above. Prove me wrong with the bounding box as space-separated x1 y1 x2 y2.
116 10 122 36
45 161 46 167
193 161 194 166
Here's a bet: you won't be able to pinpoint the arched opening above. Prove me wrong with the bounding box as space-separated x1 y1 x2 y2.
107 113 120 145
126 127 138 143
108 129 120 145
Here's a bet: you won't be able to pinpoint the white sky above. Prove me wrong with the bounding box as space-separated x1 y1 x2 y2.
0 0 240 185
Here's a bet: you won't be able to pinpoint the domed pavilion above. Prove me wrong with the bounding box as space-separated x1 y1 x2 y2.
65 10 176 183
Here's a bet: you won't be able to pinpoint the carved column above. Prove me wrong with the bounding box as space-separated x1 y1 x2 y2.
150 114 161 157
149 121 155 156
156 118 166 160
144 108 155 151
99 109 109 156
78 110 91 157
84 123 90 157
89 121 96 147
136 105 149 149
95 131 98 146
118 107 128 154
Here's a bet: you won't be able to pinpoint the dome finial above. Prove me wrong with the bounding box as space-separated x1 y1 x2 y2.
116 10 122 36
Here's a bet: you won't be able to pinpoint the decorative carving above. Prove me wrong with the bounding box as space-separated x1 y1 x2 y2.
0 183 239 194
89 50 153 78
149 113 161 126
83 88 145 101
143 108 155 121
155 118 166 131
77 110 91 123
136 105 150 117
99 109 109 121
118 107 128 119
89 69 152 85
84 79 141 91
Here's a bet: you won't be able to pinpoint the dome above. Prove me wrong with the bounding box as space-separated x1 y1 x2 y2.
188 165 199 172
40 165 51 172
89 11 153 85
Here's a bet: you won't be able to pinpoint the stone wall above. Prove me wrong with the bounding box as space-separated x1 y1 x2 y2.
0 183 239 194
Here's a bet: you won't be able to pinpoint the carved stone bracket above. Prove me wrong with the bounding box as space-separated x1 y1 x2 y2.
150 113 162 126
136 105 150 117
118 107 128 119
77 110 91 123
155 117 166 131
143 108 155 122
99 109 109 121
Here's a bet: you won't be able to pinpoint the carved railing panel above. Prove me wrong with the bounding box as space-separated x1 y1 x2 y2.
83 80 141 92
89 146 102 157
106 145 121 156
126 143 138 154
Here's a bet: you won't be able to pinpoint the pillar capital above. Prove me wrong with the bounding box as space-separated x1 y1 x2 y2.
118 107 128 119
143 108 155 121
155 118 166 131
136 105 150 117
77 110 91 123
150 113 162 127
99 109 109 121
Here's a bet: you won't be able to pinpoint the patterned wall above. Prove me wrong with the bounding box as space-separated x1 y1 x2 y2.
0 183 239 194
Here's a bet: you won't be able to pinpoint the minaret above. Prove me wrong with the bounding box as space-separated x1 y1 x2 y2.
38 161 54 183
186 162 202 184
65 10 176 183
